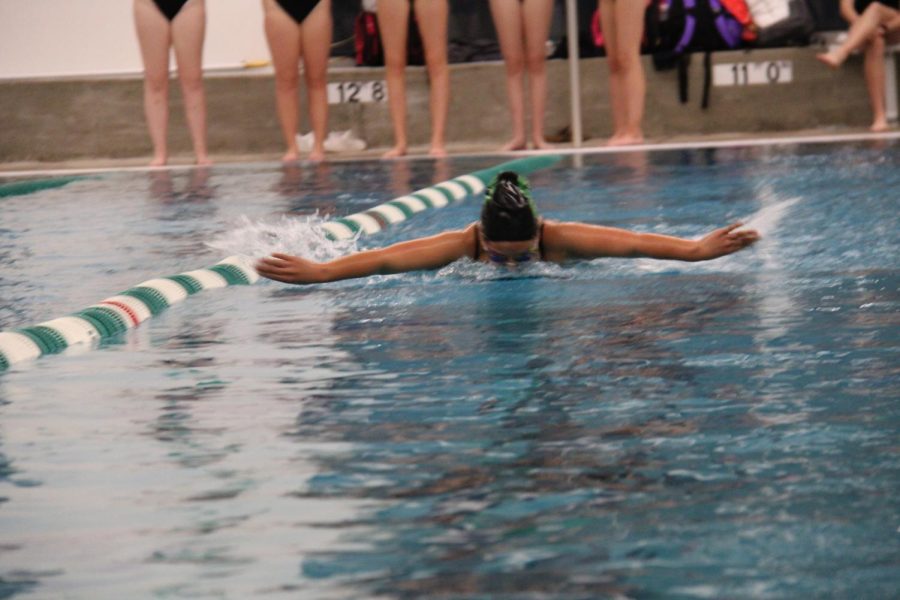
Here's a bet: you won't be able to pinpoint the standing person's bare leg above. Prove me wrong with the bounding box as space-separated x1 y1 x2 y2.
611 0 645 145
300 0 332 161
415 0 450 157
263 0 303 162
172 0 211 165
490 0 528 151
134 0 173 166
523 0 554 149
600 0 627 144
377 0 412 158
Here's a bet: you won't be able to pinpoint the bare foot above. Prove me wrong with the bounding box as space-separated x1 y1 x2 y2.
816 52 841 69
870 119 890 132
308 147 326 162
149 155 167 167
382 145 407 159
282 149 300 163
195 155 213 167
531 138 555 151
607 134 644 147
428 145 448 158
500 138 527 152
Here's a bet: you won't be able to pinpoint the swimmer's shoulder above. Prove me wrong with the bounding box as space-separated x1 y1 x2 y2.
539 219 568 262
460 222 479 260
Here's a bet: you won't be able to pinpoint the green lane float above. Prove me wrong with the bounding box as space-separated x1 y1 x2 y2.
0 257 258 369
0 176 85 199
321 154 560 240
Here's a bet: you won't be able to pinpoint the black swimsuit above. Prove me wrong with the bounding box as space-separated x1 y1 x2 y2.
153 0 189 21
854 0 900 12
275 0 323 24
472 222 547 261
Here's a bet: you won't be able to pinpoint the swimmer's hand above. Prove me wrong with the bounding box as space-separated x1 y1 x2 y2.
256 253 323 284
694 223 760 260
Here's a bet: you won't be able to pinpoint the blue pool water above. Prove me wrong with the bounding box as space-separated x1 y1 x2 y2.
0 142 898 599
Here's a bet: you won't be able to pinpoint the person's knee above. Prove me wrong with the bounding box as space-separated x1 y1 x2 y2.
615 50 640 74
144 72 169 95
864 2 883 18
425 57 449 80
385 60 408 80
525 50 546 75
505 53 525 77
607 54 624 75
179 71 204 95
305 67 328 90
276 76 300 94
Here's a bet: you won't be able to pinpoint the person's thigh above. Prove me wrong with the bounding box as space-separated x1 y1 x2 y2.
263 0 302 76
522 0 554 59
599 0 620 62
300 0 332 79
171 0 206 78
613 0 644 56
134 0 173 79
413 0 449 64
489 0 525 61
377 0 411 65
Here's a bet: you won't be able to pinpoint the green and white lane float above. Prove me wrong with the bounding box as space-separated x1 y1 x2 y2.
321 155 559 240
0 257 258 370
0 154 560 370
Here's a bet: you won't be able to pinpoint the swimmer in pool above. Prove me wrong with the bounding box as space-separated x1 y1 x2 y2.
255 171 760 284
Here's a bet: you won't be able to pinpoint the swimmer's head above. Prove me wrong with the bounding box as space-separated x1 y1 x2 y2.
480 171 539 242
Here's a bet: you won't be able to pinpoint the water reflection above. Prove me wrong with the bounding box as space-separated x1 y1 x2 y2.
147 167 215 206
286 273 766 596
145 168 219 259
275 162 340 217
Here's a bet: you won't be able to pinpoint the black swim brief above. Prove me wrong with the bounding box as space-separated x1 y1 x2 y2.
153 0 189 21
275 0 323 24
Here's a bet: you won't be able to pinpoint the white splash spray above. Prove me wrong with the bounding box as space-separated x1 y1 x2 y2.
737 195 800 238
206 215 359 262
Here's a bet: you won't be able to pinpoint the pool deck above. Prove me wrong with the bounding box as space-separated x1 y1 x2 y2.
1 46 898 176
2 129 898 179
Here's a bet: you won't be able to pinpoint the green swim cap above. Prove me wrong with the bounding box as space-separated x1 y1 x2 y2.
481 171 539 241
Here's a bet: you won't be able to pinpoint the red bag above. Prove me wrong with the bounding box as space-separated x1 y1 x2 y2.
354 11 425 67
354 11 383 67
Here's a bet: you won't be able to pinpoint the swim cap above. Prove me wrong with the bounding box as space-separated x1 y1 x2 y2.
481 171 539 241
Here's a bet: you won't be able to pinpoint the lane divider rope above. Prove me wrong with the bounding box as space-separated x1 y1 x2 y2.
0 257 258 370
0 155 560 371
321 154 560 240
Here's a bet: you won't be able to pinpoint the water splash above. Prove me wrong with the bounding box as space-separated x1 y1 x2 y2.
739 196 800 238
206 215 359 262
436 259 570 281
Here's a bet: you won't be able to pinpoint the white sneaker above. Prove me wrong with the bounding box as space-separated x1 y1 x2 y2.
295 132 315 152
325 130 367 152
295 130 367 153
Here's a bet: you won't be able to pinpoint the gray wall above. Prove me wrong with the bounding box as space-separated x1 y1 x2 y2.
0 47 891 165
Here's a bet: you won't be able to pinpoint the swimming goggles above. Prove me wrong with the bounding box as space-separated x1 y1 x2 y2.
481 237 541 265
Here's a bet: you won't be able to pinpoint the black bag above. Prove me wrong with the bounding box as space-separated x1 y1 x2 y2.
651 0 744 69
649 0 745 109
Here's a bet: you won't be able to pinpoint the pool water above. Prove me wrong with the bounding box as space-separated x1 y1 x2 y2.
0 142 898 599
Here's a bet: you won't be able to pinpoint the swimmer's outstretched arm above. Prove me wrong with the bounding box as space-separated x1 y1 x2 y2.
256 226 475 284
546 221 759 261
